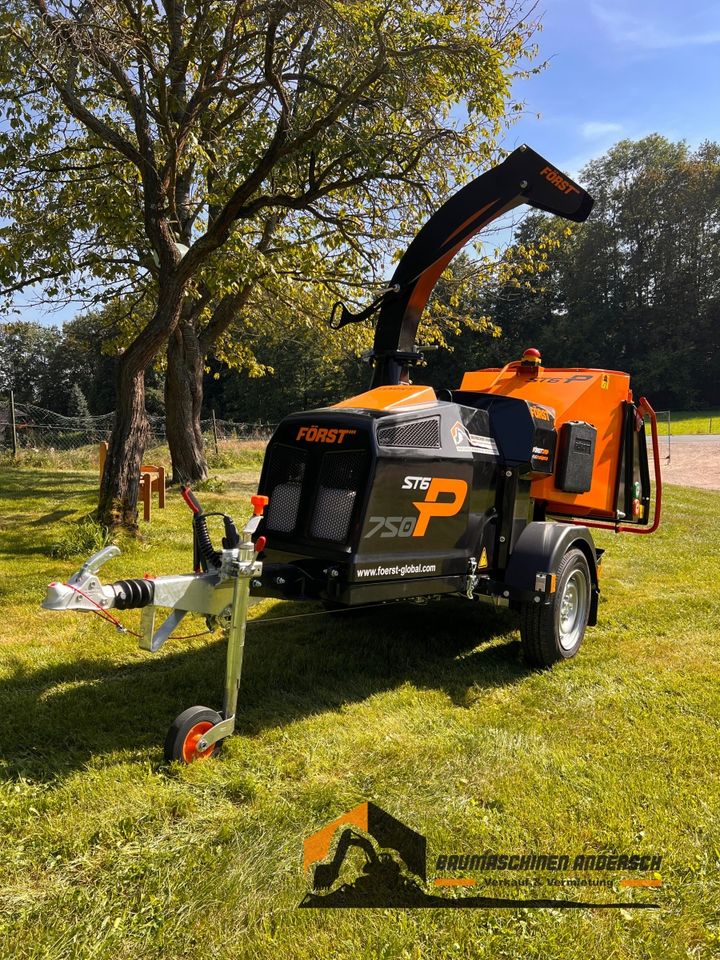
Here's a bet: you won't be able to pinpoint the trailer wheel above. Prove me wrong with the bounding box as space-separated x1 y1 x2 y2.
520 548 591 667
164 706 223 763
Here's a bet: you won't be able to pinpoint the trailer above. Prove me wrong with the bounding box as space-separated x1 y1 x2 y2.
42 145 662 762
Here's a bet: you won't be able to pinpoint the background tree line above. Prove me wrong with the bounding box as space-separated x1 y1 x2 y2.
3 133 719 428
424 135 720 408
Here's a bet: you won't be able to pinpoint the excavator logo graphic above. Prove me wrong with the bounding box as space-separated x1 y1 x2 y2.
299 801 427 908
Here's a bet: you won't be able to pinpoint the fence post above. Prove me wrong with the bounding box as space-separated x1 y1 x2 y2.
9 390 17 457
211 409 219 456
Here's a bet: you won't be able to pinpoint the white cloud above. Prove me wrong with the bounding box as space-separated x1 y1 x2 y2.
581 121 623 140
591 3 720 49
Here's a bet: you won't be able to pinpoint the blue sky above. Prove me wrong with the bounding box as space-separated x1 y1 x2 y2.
506 0 720 174
20 0 720 327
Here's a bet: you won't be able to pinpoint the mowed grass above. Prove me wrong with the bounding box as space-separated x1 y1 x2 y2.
0 463 718 960
662 410 720 435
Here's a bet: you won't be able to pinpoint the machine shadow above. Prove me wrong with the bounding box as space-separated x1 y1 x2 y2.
0 598 529 780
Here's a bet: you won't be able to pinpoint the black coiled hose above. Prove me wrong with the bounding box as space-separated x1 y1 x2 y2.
194 514 222 569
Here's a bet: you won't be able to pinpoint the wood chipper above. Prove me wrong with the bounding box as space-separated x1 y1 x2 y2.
42 145 662 762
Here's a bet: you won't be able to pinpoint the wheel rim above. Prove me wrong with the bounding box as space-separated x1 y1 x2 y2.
182 720 216 763
558 569 589 652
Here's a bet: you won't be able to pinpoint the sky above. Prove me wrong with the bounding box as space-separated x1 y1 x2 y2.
18 0 720 328
505 0 720 175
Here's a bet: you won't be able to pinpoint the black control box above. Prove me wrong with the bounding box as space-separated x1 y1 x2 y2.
556 421 596 493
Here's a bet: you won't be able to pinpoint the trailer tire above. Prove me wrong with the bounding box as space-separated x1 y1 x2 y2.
520 548 591 668
164 705 223 764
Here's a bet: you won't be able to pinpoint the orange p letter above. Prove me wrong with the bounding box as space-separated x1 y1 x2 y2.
413 478 468 537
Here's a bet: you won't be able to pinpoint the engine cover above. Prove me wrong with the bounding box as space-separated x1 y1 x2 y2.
254 394 501 603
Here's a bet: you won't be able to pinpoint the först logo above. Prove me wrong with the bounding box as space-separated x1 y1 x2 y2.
529 404 552 422
451 421 469 447
296 425 357 444
539 165 580 196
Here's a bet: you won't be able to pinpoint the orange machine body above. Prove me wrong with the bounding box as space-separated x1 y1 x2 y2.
460 364 633 519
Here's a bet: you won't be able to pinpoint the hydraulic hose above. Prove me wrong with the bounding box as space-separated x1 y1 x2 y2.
194 514 222 569
181 485 223 570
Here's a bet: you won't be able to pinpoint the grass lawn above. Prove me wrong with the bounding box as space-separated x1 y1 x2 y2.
0 461 718 959
660 410 720 435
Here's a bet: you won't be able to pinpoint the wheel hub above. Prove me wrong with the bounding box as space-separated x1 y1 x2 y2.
182 720 216 763
558 570 588 651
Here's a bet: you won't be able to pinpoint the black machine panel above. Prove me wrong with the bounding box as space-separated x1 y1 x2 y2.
259 412 373 555
255 400 503 600
264 443 308 534
377 416 441 449
451 391 557 474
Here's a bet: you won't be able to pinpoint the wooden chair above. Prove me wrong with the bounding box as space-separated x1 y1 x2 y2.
99 441 166 522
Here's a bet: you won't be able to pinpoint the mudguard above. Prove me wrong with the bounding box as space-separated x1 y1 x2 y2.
503 522 600 625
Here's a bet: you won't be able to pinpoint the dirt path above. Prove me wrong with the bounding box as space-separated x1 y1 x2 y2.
650 437 720 491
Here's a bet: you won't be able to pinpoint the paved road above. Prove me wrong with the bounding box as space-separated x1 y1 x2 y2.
658 434 720 443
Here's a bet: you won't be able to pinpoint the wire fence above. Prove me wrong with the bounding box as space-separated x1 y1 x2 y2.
1 398 717 460
0 400 275 453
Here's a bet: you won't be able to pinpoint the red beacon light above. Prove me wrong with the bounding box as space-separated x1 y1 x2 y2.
519 347 542 377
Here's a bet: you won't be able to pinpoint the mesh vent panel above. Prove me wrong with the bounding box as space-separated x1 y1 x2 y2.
310 450 366 542
377 417 440 448
265 443 307 534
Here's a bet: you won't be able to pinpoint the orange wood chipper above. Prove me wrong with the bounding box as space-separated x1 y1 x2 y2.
42 146 661 762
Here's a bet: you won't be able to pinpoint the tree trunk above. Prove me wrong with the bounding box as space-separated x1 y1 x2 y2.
165 316 209 484
97 358 149 531
97 278 186 530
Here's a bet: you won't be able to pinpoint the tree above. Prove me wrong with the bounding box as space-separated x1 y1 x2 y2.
204 298 374 423
67 381 91 422
0 0 542 524
202 251 529 422
482 136 720 408
57 311 121 415
0 321 61 405
574 136 720 406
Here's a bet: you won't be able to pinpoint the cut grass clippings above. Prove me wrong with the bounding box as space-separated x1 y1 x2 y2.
0 465 718 959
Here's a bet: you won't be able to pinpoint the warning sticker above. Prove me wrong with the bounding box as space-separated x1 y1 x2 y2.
450 420 498 456
478 547 489 569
